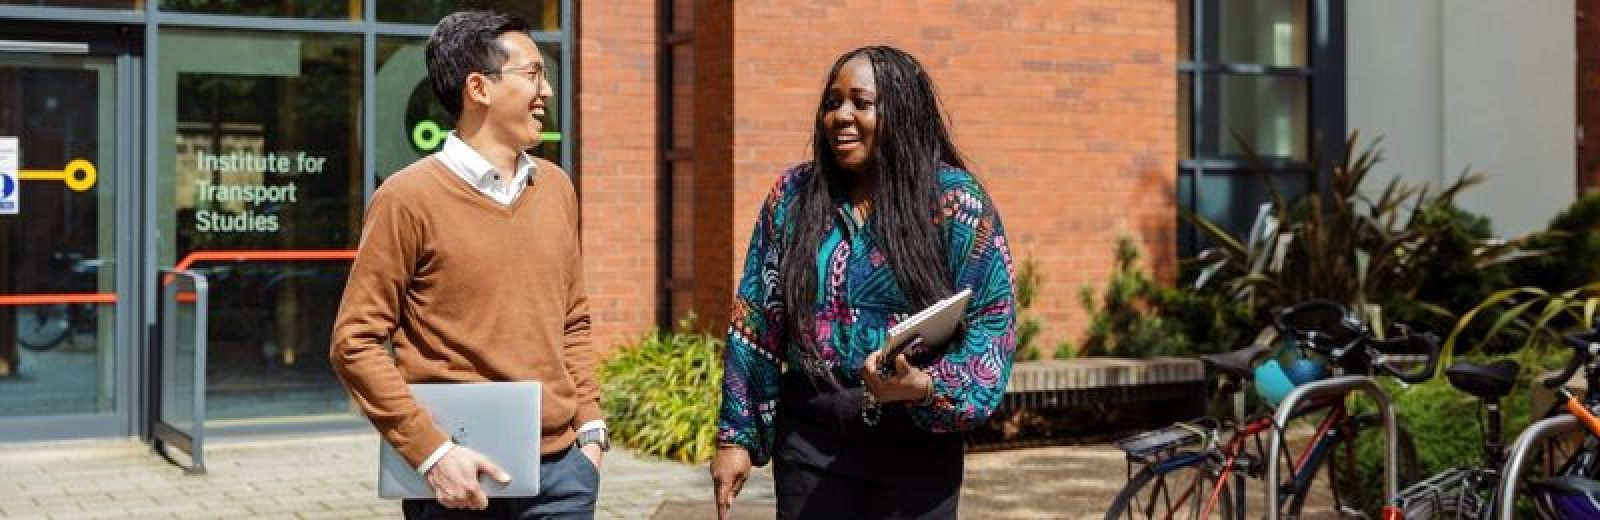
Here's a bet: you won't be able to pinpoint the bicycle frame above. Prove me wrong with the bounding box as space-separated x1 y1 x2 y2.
1268 375 1402 520
1195 395 1346 518
1494 337 1600 519
1494 391 1600 518
1497 415 1580 519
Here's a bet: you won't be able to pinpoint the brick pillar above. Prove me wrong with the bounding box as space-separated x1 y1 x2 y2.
689 0 736 332
1580 0 1600 193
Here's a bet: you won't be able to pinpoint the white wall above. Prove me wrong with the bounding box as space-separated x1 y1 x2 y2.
1348 0 1575 237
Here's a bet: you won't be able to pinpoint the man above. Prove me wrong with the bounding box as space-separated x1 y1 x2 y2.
330 10 605 518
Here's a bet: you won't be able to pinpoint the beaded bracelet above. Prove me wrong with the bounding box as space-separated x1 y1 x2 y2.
861 389 883 426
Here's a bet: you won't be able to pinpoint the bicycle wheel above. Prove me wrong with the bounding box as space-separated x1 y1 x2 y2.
1105 453 1235 520
16 304 70 351
1292 420 1419 517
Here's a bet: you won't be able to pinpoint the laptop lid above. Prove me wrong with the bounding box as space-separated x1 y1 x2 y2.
378 382 542 499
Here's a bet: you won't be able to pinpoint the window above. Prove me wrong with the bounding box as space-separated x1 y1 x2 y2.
0 0 137 9
160 0 359 19
1178 0 1344 255
378 0 559 29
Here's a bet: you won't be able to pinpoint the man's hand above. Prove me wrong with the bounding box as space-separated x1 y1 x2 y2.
424 445 511 510
861 349 935 403
710 445 752 520
579 442 604 471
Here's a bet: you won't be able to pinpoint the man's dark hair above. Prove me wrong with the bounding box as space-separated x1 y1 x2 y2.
425 10 531 119
782 45 969 359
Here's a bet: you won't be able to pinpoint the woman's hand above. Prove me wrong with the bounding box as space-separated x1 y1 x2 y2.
861 348 934 403
710 444 752 520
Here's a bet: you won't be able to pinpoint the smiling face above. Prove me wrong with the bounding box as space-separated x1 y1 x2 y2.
479 31 553 150
821 56 879 174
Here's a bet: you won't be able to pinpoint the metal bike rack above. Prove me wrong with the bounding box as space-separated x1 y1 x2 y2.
1495 414 1580 519
148 269 209 474
1266 375 1399 520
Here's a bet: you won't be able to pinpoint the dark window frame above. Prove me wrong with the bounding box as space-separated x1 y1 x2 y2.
1177 0 1345 256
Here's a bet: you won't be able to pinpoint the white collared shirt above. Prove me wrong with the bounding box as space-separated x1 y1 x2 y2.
435 132 536 206
417 132 606 474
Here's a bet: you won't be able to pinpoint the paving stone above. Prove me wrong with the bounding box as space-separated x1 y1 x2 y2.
0 430 1342 518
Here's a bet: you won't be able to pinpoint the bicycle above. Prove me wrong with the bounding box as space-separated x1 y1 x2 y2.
1385 356 1520 518
1104 299 1440 520
14 251 105 351
1494 327 1600 518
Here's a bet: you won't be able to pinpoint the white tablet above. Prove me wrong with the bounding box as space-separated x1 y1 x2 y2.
886 288 972 351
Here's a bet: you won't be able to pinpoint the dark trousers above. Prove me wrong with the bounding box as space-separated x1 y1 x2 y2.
774 455 961 519
402 444 599 520
773 371 964 519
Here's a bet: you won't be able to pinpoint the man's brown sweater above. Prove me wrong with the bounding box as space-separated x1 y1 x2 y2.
330 155 598 468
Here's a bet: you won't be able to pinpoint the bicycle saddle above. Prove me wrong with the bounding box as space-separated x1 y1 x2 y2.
1201 344 1272 380
1443 359 1519 400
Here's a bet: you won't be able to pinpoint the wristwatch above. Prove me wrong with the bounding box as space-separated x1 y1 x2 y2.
577 427 610 452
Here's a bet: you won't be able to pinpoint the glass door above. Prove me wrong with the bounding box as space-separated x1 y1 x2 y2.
158 29 362 424
0 44 136 439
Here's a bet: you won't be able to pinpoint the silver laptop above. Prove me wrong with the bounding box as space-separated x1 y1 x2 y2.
378 382 542 499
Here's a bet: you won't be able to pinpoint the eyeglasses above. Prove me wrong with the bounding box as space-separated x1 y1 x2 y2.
493 63 547 85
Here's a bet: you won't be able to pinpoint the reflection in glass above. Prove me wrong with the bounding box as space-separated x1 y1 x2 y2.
1219 0 1307 67
378 0 559 29
1216 74 1307 160
159 0 358 19
0 0 137 8
1179 73 1192 160
159 29 360 420
160 276 199 432
0 53 119 417
1182 169 1311 253
376 36 563 181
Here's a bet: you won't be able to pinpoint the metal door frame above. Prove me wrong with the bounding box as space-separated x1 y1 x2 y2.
0 30 142 441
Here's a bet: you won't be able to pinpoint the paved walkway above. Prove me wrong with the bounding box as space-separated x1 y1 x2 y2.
0 432 776 519
0 432 1338 519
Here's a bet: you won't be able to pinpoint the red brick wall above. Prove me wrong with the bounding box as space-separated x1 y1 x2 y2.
580 0 1179 353
1580 0 1600 194
577 0 660 350
724 0 1179 351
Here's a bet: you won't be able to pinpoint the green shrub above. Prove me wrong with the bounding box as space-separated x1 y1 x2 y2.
1445 283 1600 362
600 315 723 464
1075 237 1250 358
1341 347 1563 513
1187 133 1495 333
1381 203 1513 349
1510 192 1600 292
1015 256 1047 361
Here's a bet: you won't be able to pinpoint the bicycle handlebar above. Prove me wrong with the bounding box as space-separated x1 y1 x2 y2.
1544 330 1600 388
1275 300 1443 384
1371 331 1442 384
1274 299 1358 341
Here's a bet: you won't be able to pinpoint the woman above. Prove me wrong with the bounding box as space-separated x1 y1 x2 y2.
710 46 1019 519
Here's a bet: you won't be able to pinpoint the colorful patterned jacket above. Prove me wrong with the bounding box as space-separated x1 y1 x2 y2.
716 162 1019 466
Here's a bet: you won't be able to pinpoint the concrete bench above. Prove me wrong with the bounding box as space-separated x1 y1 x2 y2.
966 357 1208 450
1002 356 1207 406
